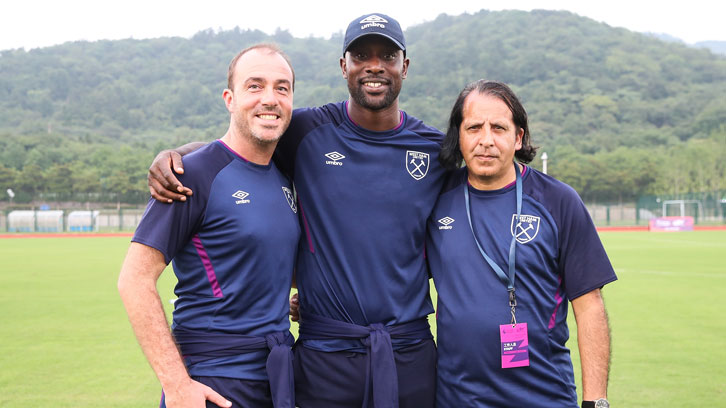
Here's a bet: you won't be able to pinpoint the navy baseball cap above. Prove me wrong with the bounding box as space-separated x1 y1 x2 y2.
342 13 406 55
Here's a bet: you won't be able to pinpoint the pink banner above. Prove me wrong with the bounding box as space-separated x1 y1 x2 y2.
649 216 694 232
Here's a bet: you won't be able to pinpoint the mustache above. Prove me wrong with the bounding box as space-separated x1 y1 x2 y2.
473 148 500 157
359 76 391 85
253 108 284 116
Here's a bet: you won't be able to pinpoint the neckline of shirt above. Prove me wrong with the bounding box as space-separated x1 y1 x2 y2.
465 165 529 196
344 100 405 134
216 139 273 171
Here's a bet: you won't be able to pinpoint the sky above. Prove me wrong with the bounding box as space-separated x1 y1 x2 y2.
1 0 724 52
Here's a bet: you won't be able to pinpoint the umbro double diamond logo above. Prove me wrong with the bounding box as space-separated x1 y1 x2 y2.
438 217 454 230
360 15 387 30
232 190 250 204
325 151 345 166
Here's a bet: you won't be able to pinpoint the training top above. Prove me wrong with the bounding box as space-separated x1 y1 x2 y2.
133 140 301 380
426 166 617 407
274 101 446 352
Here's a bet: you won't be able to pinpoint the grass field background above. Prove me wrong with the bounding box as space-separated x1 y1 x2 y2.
0 231 724 406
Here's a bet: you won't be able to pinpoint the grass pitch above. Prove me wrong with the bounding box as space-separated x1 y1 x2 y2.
0 231 724 406
572 230 726 407
0 237 175 407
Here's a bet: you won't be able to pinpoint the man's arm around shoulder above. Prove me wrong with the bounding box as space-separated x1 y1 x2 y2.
148 142 207 203
118 243 230 408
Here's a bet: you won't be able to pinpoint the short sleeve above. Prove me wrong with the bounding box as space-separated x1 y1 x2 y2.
556 186 617 299
132 144 228 264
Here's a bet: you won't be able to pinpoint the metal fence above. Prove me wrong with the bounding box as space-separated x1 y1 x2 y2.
3 191 725 232
94 209 145 231
2 208 145 232
589 190 726 226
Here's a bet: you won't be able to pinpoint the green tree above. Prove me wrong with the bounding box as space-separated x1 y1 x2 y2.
70 162 102 194
0 164 18 191
43 163 74 196
15 164 46 196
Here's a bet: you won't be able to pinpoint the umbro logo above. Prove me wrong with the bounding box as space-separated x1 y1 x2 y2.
360 15 387 30
325 151 345 166
438 216 454 230
232 190 250 204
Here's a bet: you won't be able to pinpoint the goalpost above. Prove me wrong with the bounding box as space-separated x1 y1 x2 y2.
662 200 704 220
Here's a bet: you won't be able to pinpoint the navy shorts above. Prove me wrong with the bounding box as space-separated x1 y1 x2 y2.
159 376 272 408
293 339 437 408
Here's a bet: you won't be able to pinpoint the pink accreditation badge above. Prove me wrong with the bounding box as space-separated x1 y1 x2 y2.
500 322 530 368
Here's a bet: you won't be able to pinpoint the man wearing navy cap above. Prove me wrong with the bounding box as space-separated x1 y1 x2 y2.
148 13 443 408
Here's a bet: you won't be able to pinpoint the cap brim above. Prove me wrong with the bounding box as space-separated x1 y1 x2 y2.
343 32 405 54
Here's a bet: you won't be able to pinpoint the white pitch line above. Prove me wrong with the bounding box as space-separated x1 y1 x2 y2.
615 268 726 278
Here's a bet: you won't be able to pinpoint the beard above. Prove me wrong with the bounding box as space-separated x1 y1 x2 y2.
233 109 287 146
248 128 283 146
347 79 400 111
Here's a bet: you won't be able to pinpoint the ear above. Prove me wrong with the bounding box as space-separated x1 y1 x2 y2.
340 55 348 79
401 55 410 79
223 88 234 113
515 127 524 150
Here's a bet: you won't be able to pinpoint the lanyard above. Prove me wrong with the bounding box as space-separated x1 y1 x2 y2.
464 162 522 324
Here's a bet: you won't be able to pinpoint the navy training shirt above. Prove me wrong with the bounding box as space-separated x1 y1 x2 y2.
274 101 446 352
133 140 301 380
427 166 617 407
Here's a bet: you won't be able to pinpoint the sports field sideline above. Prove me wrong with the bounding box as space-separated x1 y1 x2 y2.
0 230 724 407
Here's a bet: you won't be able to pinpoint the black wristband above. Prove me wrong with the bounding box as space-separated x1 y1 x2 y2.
582 402 595 408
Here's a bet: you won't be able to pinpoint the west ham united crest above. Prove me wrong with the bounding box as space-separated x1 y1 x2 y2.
511 214 540 244
282 187 297 213
406 150 429 180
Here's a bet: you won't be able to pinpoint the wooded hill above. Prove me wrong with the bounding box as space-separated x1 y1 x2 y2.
1 9 724 204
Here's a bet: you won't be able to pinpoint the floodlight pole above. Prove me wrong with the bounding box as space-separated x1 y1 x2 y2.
541 152 549 175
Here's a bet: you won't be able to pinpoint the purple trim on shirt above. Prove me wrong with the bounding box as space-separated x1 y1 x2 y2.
465 165 528 190
191 234 224 298
299 197 315 253
393 111 404 131
501 165 528 190
344 100 404 131
217 139 249 162
548 275 564 329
